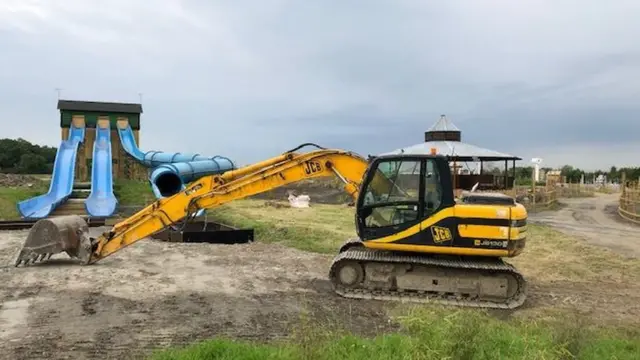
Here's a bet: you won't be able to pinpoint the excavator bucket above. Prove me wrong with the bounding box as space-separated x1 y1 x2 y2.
14 215 93 267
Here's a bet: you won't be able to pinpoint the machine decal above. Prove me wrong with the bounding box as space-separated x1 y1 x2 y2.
431 226 452 243
303 160 323 175
474 239 508 248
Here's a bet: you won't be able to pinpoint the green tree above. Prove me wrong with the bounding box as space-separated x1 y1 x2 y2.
17 153 48 174
0 138 57 173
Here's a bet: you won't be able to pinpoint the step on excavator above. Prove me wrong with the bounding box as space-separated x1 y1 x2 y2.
14 143 528 309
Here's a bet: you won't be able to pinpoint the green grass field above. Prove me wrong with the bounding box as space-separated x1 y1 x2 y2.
113 179 155 206
0 185 48 219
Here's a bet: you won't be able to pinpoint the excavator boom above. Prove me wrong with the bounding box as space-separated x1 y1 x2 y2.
15 144 373 266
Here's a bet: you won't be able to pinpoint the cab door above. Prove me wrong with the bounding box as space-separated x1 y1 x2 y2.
420 158 456 247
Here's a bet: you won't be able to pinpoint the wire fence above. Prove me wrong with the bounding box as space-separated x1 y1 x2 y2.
619 181 640 224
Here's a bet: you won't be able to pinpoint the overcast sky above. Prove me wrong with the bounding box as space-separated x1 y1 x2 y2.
1 0 638 170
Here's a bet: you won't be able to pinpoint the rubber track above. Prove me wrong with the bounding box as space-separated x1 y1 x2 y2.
329 242 527 309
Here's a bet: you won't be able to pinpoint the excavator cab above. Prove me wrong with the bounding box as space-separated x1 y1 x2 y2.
355 154 454 242
348 152 527 259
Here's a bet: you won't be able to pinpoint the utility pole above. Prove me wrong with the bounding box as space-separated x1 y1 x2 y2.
55 88 62 99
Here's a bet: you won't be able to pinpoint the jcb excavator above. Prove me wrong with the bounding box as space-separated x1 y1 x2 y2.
14 143 528 309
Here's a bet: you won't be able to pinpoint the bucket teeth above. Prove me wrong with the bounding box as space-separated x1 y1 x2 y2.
15 252 54 267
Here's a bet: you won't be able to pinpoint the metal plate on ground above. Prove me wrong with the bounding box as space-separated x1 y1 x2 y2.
153 221 254 244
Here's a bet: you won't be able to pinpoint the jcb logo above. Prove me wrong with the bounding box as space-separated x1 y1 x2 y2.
304 161 322 175
431 226 452 243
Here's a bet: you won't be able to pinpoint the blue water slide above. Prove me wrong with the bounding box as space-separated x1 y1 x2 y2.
85 121 118 217
149 157 235 197
17 124 85 219
116 121 235 198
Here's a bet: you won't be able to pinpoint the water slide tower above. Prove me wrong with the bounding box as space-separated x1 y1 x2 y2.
58 100 146 181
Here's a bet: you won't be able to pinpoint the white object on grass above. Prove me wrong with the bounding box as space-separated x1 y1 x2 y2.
288 194 310 208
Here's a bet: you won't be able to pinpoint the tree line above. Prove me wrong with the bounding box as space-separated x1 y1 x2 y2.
487 165 640 185
0 138 57 174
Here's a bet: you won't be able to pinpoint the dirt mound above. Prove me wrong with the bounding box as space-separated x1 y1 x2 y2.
0 173 42 187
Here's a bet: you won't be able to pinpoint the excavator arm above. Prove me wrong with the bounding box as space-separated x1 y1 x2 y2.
15 144 380 266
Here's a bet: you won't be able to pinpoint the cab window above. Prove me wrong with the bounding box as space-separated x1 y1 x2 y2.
361 159 421 228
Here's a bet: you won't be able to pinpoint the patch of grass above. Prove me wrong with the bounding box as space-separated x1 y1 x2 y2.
114 179 155 206
207 199 355 253
150 306 640 360
557 187 596 198
523 200 565 213
0 185 48 219
151 340 298 360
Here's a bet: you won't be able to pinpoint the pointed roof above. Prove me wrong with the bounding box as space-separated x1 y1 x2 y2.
428 114 459 132
379 114 521 161
379 141 520 161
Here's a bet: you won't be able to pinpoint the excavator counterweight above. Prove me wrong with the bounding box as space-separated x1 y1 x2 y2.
14 143 529 309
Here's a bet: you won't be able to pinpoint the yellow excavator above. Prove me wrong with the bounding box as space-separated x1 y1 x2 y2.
14 143 528 309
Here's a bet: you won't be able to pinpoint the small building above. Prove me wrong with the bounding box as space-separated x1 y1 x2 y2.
58 100 146 181
380 115 521 190
545 170 564 186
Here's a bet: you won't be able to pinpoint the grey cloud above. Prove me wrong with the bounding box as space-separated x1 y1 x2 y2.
0 0 638 170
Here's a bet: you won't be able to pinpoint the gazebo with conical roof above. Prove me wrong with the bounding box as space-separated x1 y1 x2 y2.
380 114 521 190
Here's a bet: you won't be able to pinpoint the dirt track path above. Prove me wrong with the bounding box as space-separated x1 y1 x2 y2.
529 193 640 258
